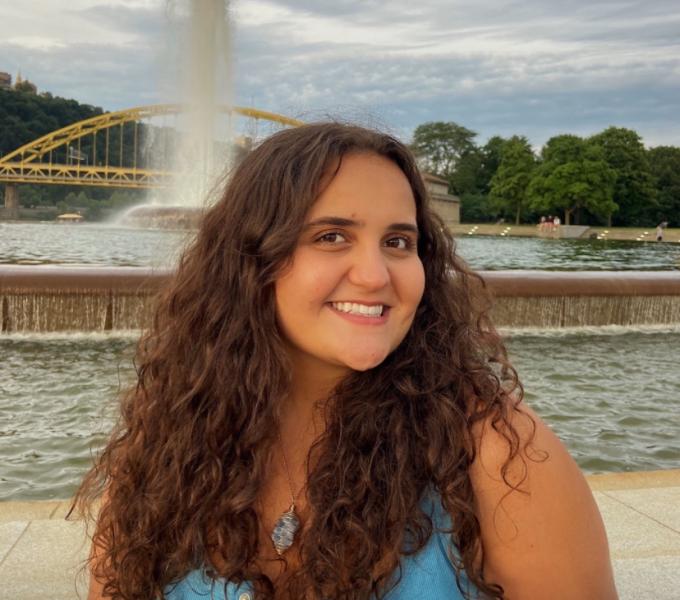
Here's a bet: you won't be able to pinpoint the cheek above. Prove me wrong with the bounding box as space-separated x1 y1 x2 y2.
310 272 331 300
275 260 336 318
403 261 426 309
297 256 341 302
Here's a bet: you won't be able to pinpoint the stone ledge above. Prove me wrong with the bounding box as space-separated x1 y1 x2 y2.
586 469 680 491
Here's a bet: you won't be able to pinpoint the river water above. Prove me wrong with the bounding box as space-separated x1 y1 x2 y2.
1 222 679 500
2 328 679 500
1 222 679 270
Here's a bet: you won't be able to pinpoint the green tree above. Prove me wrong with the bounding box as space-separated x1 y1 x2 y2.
478 136 507 193
0 88 103 157
589 127 656 226
108 189 145 209
449 147 483 195
17 186 45 208
648 146 680 227
489 136 536 224
76 191 90 206
0 89 157 208
457 136 509 223
460 193 496 223
528 135 617 225
14 80 37 94
411 121 477 180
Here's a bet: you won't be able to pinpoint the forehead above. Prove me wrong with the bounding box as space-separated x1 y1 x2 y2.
307 152 417 220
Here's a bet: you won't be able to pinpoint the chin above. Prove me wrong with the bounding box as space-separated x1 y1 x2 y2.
341 348 391 372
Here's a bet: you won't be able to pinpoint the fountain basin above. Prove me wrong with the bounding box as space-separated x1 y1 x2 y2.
2 265 680 331
0 266 163 332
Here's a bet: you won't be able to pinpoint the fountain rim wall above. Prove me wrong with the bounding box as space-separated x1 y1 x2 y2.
1 265 680 297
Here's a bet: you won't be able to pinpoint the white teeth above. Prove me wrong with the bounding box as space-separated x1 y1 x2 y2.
331 302 384 317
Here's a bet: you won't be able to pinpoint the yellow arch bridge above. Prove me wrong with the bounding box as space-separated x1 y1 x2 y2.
0 104 302 208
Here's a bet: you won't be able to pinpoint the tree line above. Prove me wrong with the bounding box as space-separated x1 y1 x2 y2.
2 89 678 226
411 122 680 227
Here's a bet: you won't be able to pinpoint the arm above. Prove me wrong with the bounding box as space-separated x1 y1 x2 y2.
470 404 618 600
87 562 107 600
86 492 110 600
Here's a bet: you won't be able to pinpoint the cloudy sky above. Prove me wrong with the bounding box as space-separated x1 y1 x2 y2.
1 0 679 149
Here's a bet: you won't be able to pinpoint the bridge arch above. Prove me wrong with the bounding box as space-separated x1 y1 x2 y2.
0 104 303 189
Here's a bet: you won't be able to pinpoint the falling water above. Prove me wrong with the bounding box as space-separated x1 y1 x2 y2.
3 291 680 332
165 0 233 206
3 267 680 332
0 292 154 332
492 296 680 328
121 1 233 226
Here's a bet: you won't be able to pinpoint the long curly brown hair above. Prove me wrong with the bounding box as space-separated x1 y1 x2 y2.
73 122 527 599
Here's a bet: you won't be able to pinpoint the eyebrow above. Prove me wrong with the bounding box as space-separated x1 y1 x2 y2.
304 216 419 235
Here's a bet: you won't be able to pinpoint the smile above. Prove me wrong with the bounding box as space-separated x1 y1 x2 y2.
330 302 385 317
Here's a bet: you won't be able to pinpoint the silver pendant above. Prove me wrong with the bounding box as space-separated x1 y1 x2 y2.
271 505 300 555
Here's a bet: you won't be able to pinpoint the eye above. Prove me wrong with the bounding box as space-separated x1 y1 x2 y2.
316 231 347 244
384 235 414 250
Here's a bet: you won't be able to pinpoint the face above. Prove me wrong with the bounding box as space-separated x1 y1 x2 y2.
275 152 425 378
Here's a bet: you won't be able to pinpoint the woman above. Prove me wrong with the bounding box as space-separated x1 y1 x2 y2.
76 123 617 599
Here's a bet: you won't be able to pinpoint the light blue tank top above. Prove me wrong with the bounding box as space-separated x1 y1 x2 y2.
164 495 475 599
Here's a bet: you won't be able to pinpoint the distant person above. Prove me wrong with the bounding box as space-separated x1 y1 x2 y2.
539 215 546 231
656 221 668 241
75 123 617 600
553 215 561 232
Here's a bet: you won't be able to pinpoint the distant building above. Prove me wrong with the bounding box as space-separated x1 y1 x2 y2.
423 172 460 225
0 71 11 89
14 71 37 94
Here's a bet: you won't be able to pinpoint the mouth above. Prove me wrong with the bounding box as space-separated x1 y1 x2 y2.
328 301 389 319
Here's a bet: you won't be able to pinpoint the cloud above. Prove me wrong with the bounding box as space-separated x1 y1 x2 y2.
1 0 679 148
71 3 164 39
0 40 160 110
0 1 168 108
230 0 680 146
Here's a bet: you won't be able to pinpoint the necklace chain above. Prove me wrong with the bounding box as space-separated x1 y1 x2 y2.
278 429 303 507
271 430 304 555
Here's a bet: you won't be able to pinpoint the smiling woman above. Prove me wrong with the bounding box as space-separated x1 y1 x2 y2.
275 153 425 375
73 123 617 600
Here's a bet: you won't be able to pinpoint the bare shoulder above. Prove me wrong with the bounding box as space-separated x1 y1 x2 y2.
470 402 618 600
86 489 110 600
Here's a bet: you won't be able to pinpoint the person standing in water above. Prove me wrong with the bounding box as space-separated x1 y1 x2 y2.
75 123 617 600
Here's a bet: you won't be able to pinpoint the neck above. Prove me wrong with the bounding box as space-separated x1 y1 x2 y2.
279 348 349 449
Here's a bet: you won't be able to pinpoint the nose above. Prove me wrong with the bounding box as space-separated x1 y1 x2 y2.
347 244 390 290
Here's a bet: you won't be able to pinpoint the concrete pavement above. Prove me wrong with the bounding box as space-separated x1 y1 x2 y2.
447 223 680 243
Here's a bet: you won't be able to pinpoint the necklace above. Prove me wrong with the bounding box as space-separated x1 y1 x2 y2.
270 433 303 555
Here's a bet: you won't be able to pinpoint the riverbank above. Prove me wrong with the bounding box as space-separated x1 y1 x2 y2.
1 215 677 245
1 469 679 599
449 223 680 243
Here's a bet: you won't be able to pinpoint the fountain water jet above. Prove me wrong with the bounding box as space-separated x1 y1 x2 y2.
120 0 233 228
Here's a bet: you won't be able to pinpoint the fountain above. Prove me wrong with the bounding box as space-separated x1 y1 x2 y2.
487 270 680 328
118 204 204 230
2 265 680 332
120 0 233 228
